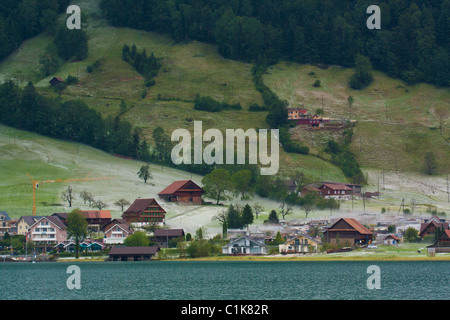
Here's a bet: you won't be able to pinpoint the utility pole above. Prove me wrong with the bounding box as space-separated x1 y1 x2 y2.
447 174 449 203
398 198 404 215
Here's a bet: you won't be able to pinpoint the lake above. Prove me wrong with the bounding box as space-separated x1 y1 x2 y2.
0 261 448 300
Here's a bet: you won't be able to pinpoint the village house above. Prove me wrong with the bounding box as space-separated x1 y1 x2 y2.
16 216 44 236
222 236 266 255
109 246 160 261
319 183 353 200
323 218 373 246
103 219 134 245
122 198 166 226
287 107 309 120
427 230 450 254
0 211 12 237
158 180 204 204
279 234 321 254
28 216 67 252
154 229 185 248
419 216 449 238
51 211 111 232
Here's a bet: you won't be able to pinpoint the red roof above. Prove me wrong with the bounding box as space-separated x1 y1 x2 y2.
328 218 372 235
158 180 203 195
81 210 111 219
320 183 352 191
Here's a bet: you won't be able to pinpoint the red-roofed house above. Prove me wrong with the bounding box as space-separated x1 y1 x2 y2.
419 216 449 238
323 218 373 246
122 198 166 226
158 180 204 204
319 183 353 200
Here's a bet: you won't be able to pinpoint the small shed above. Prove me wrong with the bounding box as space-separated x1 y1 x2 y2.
109 246 160 261
383 234 402 246
49 77 64 87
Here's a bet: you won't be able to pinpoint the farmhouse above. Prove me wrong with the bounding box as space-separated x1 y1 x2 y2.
109 246 160 261
287 107 308 120
427 230 450 254
323 218 373 246
82 210 111 231
158 180 204 204
122 198 166 226
318 183 353 200
279 234 321 254
419 216 449 238
154 229 185 248
222 236 266 255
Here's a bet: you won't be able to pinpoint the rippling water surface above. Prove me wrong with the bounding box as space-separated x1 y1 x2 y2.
1 261 448 300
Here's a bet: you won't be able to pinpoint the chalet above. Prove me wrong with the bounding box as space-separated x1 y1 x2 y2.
419 216 449 238
319 183 353 200
287 108 308 120
323 218 373 246
81 210 111 231
28 216 68 252
109 246 160 261
300 185 321 197
154 229 185 248
122 198 166 226
17 216 44 236
0 211 12 237
322 181 362 194
427 230 450 254
103 219 134 245
49 77 64 86
158 180 204 204
222 236 266 255
279 234 321 254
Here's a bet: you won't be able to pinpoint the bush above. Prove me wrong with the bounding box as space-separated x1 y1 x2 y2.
312 79 321 87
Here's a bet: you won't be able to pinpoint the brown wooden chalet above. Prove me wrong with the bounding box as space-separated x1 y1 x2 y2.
318 183 353 200
158 180 204 204
122 198 166 224
419 216 449 238
427 230 450 253
323 218 373 246
49 77 64 86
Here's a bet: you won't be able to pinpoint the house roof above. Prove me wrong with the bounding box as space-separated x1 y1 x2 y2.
158 180 203 195
81 210 111 219
327 218 372 235
104 219 133 233
109 246 159 255
30 216 67 230
384 234 400 241
18 216 44 225
226 236 266 247
154 229 185 237
0 211 11 221
123 199 166 214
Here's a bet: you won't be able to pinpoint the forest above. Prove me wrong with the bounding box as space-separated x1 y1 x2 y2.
99 0 449 87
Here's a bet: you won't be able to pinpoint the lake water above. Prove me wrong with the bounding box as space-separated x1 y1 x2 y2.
0 261 449 300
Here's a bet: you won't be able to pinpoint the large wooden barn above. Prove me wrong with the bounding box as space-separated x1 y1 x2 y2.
323 218 373 246
122 198 166 226
158 180 204 204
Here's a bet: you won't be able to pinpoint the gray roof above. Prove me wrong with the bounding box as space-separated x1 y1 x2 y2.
0 211 11 221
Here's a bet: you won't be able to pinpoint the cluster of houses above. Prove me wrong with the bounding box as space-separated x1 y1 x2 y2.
1 177 449 260
287 107 354 129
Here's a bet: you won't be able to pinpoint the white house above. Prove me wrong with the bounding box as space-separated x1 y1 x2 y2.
222 236 266 255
